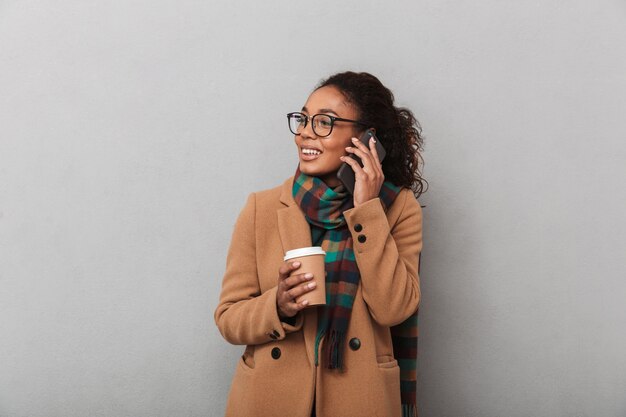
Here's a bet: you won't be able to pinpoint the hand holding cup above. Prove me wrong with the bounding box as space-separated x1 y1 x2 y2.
276 247 327 318
276 261 317 318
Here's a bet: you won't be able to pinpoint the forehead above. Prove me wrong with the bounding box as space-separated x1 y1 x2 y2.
302 86 356 117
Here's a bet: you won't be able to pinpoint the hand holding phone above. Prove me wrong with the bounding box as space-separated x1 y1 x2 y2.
336 129 386 195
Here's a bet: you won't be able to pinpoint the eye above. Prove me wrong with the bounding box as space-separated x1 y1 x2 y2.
318 116 332 128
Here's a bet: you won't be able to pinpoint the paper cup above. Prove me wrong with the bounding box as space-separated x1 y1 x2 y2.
284 246 326 306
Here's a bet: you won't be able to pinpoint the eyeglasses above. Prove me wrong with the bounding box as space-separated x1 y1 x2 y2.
286 112 367 138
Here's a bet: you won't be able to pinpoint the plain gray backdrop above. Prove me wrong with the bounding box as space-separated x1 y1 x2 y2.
1 1 625 416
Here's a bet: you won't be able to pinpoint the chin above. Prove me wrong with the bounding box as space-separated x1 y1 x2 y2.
299 162 325 176
298 163 316 176
299 162 340 183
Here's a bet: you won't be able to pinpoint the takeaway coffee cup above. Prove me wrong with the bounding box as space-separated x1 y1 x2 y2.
283 246 326 306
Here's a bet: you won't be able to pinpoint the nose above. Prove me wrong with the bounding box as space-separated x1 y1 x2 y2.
300 117 317 139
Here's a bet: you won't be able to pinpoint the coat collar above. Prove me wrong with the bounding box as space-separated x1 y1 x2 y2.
278 176 296 207
277 176 312 251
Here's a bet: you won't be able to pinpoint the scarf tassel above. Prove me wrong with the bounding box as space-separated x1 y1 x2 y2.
402 404 418 417
325 329 345 370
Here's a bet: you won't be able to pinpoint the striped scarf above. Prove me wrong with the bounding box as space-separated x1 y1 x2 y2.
292 168 419 417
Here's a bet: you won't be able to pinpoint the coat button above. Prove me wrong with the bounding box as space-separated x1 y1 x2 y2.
268 333 277 340
354 223 363 232
272 330 280 338
349 337 361 351
271 347 281 360
357 234 366 243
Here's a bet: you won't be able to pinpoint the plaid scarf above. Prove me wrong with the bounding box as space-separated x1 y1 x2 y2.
292 168 419 417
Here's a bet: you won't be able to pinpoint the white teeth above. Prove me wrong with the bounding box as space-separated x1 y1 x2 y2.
302 148 321 155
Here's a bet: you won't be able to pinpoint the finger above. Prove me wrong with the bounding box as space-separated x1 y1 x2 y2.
283 272 314 289
278 261 301 280
345 147 379 178
280 298 310 317
368 136 383 170
350 137 376 166
278 291 310 315
367 141 384 180
345 145 375 173
348 137 373 160
350 136 370 152
286 280 317 300
339 155 365 176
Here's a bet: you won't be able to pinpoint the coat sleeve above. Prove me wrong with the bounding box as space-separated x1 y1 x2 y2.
214 193 304 346
344 189 422 327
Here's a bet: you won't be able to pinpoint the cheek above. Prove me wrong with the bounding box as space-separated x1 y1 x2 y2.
325 137 351 155
322 147 345 164
323 145 348 169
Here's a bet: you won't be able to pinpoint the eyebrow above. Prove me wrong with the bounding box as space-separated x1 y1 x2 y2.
301 106 339 116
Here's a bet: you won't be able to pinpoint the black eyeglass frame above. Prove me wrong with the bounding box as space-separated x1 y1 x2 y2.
286 112 368 138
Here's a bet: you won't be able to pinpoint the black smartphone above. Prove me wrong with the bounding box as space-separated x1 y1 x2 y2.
337 129 386 195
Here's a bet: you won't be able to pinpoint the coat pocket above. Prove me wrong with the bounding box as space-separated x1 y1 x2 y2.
375 355 402 417
377 354 399 369
239 345 256 371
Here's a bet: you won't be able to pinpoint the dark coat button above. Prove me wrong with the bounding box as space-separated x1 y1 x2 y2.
349 337 361 351
272 330 280 338
357 234 366 243
354 223 363 232
269 333 277 340
271 347 281 360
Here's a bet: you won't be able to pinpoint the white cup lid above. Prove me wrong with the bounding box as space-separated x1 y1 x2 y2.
284 246 326 261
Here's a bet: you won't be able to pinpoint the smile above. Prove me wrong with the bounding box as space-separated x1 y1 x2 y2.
300 147 322 161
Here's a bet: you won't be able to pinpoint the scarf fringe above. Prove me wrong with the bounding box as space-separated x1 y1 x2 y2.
325 329 345 369
313 329 346 370
402 404 418 417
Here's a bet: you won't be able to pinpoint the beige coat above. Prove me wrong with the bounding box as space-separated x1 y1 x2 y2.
215 176 422 417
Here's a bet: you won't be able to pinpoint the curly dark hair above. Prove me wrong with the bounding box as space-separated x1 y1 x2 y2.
317 71 428 198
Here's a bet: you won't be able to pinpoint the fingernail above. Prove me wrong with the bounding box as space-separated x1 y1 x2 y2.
301 299 309 306
352 137 358 142
308 282 316 289
293 261 300 267
371 138 376 143
304 273 313 279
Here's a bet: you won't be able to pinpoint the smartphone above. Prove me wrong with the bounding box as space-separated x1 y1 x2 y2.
337 129 386 195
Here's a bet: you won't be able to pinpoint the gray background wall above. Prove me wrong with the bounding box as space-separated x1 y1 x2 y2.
1 1 625 416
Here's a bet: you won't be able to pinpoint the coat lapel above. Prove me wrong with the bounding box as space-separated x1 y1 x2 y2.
277 206 312 251
277 176 318 366
277 176 312 251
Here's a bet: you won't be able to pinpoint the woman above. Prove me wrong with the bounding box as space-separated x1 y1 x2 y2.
215 71 426 417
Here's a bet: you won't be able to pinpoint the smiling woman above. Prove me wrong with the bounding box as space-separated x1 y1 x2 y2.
215 71 427 417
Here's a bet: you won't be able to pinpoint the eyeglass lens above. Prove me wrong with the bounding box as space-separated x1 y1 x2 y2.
288 113 333 137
